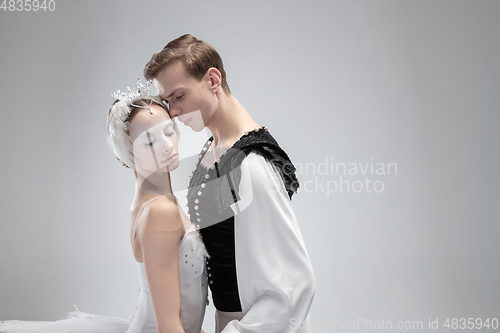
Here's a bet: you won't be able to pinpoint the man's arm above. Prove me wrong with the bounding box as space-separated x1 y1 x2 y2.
223 153 315 333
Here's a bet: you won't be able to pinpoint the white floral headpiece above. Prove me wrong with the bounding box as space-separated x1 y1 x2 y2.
108 78 156 168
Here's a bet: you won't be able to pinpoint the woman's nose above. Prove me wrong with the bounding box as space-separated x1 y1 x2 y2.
160 135 174 152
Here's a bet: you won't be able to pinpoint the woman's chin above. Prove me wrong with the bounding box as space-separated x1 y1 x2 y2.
136 160 179 179
166 160 180 172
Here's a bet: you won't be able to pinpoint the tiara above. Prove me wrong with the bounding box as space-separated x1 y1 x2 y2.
112 78 155 114
111 78 153 102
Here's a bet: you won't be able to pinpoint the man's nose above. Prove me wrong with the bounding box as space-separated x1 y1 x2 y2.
169 105 182 118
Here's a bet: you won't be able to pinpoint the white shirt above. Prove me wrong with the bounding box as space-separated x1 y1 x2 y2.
221 153 315 333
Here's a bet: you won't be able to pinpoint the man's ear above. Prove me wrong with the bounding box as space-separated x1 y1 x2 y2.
206 67 222 92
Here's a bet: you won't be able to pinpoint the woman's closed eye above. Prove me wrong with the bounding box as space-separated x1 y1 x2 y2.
164 124 175 137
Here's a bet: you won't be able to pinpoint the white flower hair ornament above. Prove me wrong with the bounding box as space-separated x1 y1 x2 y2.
107 78 157 169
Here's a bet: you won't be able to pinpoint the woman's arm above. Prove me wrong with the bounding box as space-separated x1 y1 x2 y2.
138 197 185 333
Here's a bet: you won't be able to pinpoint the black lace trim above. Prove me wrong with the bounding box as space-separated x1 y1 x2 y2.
188 127 299 209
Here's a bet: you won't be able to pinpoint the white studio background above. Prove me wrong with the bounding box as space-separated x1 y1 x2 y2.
0 1 499 332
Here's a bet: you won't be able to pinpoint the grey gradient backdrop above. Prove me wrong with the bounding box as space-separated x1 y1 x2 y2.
0 1 499 332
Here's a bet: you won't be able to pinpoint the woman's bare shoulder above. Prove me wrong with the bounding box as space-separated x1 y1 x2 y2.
137 196 183 239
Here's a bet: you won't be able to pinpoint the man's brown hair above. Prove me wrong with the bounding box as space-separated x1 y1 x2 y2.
144 34 230 94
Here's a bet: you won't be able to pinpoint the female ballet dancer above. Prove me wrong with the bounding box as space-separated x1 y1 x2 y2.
0 81 208 333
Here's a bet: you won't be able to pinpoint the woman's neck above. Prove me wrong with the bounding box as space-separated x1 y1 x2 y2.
133 170 174 203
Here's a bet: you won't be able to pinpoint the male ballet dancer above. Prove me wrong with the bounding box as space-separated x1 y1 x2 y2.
144 34 315 333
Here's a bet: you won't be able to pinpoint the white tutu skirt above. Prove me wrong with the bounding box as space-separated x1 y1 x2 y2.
0 311 131 333
0 222 208 333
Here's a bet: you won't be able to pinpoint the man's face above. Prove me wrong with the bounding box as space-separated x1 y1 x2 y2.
154 61 215 132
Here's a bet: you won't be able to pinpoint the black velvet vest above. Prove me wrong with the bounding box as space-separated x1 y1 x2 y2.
186 127 299 312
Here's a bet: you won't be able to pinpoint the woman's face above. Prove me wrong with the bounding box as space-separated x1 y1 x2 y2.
129 105 179 176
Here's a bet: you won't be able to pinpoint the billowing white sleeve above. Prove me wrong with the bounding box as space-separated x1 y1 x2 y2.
222 153 315 333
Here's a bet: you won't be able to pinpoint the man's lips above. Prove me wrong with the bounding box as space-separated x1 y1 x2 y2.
182 118 192 126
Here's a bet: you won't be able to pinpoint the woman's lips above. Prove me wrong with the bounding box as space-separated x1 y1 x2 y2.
162 153 178 164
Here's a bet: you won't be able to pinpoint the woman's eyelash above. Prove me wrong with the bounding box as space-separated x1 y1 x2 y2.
144 126 174 145
164 124 175 135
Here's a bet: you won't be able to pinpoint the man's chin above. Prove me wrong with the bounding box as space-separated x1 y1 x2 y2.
192 126 205 133
186 123 205 132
